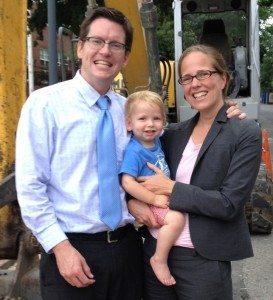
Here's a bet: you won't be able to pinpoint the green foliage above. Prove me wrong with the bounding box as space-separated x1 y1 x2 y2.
157 15 174 59
153 0 172 17
261 53 273 90
182 20 198 49
260 24 273 90
154 1 174 59
259 0 273 7
259 0 273 90
28 0 48 39
28 0 104 39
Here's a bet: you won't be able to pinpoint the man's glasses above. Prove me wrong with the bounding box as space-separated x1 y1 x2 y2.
178 70 219 85
83 37 127 52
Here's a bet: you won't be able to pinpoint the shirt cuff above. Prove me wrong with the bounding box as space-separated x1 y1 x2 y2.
37 222 68 253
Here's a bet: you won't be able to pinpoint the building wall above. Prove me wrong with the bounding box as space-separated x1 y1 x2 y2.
31 26 76 89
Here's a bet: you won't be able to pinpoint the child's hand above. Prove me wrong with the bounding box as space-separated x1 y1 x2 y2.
153 195 169 208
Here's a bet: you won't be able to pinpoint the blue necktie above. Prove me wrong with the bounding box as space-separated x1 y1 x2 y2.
96 95 122 230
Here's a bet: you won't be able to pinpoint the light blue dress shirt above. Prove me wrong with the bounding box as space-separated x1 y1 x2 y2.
15 71 134 253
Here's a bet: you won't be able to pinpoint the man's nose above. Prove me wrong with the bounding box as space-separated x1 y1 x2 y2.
99 43 111 54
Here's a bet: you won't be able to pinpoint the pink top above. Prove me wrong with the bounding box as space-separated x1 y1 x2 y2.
149 136 201 248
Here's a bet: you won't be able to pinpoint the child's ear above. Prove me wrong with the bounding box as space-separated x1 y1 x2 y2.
125 118 132 131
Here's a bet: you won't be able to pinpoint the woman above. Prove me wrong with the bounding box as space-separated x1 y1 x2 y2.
128 45 262 299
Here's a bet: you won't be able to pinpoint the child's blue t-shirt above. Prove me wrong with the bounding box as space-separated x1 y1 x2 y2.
119 136 170 177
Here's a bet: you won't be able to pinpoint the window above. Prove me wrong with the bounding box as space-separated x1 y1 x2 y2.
40 48 49 66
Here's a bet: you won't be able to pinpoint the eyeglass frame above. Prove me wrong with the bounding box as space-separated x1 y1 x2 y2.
81 36 127 52
178 70 219 85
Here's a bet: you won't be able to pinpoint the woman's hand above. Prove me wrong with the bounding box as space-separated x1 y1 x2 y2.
226 100 247 119
127 199 160 228
137 163 175 196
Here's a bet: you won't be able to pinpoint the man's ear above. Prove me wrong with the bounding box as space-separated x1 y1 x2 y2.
76 40 84 59
122 52 130 69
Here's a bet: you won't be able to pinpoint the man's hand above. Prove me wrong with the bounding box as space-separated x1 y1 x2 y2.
128 199 160 228
153 194 169 208
53 240 95 288
226 100 247 119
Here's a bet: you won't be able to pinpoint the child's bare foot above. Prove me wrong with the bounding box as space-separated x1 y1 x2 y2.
150 256 176 286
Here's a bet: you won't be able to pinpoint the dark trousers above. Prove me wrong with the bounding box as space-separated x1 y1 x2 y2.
143 233 232 300
40 224 144 300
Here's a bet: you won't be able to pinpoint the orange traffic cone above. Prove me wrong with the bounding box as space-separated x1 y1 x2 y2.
261 129 273 179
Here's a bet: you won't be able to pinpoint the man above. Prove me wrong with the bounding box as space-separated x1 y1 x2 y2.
16 7 143 299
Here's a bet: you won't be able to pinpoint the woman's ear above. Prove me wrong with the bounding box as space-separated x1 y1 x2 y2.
220 73 228 90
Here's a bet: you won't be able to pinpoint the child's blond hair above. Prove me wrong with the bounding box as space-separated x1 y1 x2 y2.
125 91 166 125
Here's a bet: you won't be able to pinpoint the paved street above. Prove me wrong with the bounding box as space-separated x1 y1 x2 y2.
233 103 273 300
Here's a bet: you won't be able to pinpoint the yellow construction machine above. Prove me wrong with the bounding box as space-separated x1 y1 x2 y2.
0 1 41 299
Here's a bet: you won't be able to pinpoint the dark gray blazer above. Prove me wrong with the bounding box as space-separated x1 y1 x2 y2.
161 104 262 261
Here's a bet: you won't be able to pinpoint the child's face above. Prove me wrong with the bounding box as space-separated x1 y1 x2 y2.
126 101 164 147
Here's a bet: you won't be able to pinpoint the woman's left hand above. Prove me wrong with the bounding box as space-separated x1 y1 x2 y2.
137 162 175 196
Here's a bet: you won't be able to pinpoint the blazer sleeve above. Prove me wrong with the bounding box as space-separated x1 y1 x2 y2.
169 119 262 221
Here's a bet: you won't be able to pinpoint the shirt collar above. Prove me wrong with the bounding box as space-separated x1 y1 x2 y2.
73 71 116 108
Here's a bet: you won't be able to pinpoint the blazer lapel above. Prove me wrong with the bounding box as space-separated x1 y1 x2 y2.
167 114 199 178
195 105 228 166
